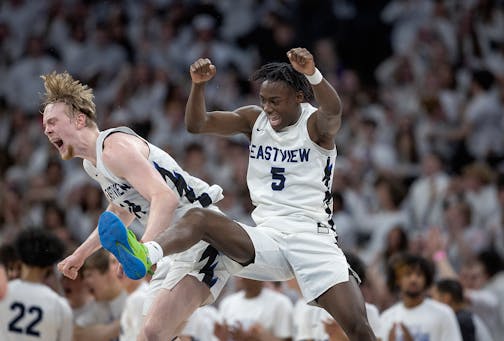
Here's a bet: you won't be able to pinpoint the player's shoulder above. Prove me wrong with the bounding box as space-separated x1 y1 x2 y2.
235 105 263 123
102 129 138 148
236 105 262 114
102 129 145 161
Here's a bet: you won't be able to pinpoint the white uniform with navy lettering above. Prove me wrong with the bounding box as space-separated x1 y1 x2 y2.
230 103 349 304
0 279 73 341
83 127 229 306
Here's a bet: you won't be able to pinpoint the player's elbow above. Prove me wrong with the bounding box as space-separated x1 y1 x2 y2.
324 97 343 118
162 190 179 211
186 123 201 134
184 118 205 134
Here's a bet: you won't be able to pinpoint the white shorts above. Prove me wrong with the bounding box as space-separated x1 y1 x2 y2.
143 240 231 314
143 206 231 314
225 222 349 305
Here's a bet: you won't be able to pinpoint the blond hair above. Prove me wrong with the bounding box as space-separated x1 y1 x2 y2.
41 71 97 125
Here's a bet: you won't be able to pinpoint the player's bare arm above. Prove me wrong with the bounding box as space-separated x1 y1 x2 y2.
102 133 179 242
287 47 342 148
186 58 261 138
107 201 136 226
57 201 134 279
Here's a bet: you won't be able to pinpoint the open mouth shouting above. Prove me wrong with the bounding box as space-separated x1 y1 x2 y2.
267 113 282 129
51 138 64 151
49 137 73 160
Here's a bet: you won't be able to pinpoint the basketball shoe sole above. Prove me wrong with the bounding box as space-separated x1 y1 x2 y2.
98 211 152 280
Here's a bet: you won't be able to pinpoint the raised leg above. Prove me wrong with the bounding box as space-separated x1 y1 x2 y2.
98 211 151 279
98 208 255 279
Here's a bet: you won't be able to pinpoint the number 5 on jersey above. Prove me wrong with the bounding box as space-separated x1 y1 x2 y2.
271 167 285 190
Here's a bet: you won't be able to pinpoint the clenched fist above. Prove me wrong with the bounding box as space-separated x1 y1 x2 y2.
57 253 84 280
190 58 217 84
287 47 316 76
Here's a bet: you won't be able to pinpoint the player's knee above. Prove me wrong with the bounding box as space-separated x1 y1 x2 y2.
183 207 207 222
341 310 374 339
181 207 211 230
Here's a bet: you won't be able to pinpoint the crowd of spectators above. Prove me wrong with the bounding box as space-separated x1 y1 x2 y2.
1 0 504 340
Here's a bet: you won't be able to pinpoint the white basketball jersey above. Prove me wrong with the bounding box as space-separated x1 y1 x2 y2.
247 103 336 233
0 279 73 341
83 127 224 225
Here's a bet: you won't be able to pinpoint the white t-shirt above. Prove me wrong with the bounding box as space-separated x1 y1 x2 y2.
379 298 462 341
72 300 95 323
464 92 504 159
219 288 293 338
473 313 494 341
120 282 149 341
75 290 127 327
181 305 221 341
0 279 73 341
292 299 380 340
292 298 331 341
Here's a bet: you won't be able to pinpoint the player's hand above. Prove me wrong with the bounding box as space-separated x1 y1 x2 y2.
287 47 316 76
190 58 217 84
57 253 84 280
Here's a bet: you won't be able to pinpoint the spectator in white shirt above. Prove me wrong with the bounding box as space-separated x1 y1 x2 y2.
380 253 462 341
218 278 293 341
433 278 493 341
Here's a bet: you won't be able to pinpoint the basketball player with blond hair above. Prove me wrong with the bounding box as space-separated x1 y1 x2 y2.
41 71 233 340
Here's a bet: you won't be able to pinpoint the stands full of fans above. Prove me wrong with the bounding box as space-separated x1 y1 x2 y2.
1 1 504 340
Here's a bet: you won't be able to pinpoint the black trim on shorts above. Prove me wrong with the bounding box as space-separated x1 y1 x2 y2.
349 266 361 284
198 245 219 287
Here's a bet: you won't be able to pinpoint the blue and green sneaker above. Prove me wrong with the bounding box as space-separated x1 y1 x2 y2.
98 211 152 280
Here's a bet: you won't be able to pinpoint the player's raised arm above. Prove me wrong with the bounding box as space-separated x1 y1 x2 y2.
185 58 260 138
287 47 342 144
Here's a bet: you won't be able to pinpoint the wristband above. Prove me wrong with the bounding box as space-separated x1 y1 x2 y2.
433 250 447 262
305 68 323 85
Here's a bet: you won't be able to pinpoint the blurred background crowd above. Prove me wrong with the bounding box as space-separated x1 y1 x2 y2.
1 0 504 340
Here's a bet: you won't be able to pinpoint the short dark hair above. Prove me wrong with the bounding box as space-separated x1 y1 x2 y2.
435 279 464 303
386 253 435 292
251 62 314 102
477 249 503 278
471 69 495 91
14 228 65 268
0 244 18 267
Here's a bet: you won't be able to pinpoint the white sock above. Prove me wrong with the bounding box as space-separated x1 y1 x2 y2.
144 241 163 264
